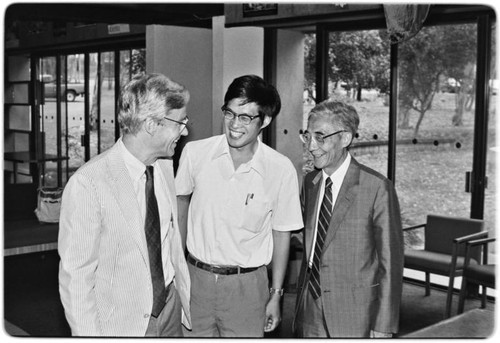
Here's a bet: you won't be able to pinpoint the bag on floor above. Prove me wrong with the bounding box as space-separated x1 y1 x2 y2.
34 187 64 223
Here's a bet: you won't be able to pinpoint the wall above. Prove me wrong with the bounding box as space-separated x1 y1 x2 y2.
275 29 305 181
146 25 213 142
212 16 264 136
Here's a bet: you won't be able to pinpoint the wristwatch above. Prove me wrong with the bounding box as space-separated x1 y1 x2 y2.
269 287 284 296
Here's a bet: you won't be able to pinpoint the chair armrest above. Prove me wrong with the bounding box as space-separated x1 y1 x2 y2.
463 237 495 265
466 237 495 247
453 230 489 244
403 223 426 231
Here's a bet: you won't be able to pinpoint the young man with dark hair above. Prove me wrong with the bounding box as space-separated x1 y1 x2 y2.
176 75 303 337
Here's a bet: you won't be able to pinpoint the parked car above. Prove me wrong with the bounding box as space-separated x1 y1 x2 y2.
440 78 461 93
42 74 85 102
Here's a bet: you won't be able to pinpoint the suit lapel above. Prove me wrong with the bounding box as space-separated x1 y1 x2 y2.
322 159 360 251
305 170 322 261
106 143 149 265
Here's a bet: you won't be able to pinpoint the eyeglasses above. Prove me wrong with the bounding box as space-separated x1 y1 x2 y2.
221 106 260 125
162 116 189 131
299 129 347 145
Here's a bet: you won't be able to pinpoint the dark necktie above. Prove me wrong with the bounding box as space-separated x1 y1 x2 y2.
309 177 333 300
145 165 167 317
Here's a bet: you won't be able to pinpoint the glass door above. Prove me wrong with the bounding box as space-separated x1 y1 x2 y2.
395 23 478 247
327 29 391 177
36 47 145 187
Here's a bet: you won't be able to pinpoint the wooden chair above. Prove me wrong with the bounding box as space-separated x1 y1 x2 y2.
457 237 495 314
404 214 486 318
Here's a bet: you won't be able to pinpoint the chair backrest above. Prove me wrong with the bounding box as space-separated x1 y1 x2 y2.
425 214 484 260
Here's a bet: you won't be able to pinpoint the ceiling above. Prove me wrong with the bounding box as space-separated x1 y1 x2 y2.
5 3 225 28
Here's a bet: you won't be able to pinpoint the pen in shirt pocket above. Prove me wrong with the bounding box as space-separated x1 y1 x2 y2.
245 193 254 205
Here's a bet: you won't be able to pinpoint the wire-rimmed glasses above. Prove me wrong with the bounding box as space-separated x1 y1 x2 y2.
299 129 347 145
163 116 189 132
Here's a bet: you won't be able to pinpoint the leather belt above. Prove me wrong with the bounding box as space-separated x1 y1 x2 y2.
187 253 259 275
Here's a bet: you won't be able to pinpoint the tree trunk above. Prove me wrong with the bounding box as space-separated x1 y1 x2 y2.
452 91 467 126
413 110 425 137
398 107 411 129
356 84 362 101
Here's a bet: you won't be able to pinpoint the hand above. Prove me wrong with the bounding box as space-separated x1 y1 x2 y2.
264 295 281 332
370 330 393 338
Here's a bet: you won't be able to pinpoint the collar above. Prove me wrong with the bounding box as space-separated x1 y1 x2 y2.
118 137 149 182
212 134 266 177
322 153 351 190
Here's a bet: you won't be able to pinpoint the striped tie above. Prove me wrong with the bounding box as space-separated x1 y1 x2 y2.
309 177 333 300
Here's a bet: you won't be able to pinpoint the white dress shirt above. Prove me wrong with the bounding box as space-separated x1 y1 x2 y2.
118 138 175 285
308 153 351 267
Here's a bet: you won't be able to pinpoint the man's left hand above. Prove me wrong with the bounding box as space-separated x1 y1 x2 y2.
264 295 281 332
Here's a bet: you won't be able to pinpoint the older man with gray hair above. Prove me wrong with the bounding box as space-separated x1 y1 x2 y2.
294 99 404 338
59 73 191 337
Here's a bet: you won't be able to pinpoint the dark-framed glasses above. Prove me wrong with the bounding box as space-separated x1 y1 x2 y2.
299 129 347 145
221 106 260 125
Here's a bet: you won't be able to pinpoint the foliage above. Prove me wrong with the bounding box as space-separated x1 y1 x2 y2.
304 30 390 102
398 24 476 136
303 34 316 102
329 30 390 100
304 24 479 137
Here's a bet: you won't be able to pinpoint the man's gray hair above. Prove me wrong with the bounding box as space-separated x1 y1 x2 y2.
309 100 359 142
118 73 189 135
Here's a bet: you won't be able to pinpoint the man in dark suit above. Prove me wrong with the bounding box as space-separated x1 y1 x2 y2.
293 100 404 338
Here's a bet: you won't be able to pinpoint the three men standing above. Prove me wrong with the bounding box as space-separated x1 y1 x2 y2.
59 72 402 338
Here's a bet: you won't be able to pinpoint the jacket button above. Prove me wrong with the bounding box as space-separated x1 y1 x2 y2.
144 314 150 318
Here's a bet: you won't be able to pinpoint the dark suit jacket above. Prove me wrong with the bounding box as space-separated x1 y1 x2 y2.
294 157 404 337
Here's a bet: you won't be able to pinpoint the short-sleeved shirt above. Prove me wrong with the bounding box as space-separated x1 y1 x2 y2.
176 134 303 268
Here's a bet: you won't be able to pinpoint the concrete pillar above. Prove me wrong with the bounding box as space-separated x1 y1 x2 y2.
275 29 305 182
212 16 264 135
146 25 213 142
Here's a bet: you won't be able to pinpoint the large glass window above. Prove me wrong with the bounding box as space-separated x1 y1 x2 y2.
396 24 477 249
328 30 391 177
485 25 497 248
37 47 145 187
305 19 494 292
302 30 391 177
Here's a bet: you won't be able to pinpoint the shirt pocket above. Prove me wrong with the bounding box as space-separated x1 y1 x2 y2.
240 197 273 233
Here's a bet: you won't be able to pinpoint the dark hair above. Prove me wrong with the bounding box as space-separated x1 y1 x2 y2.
223 75 281 120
